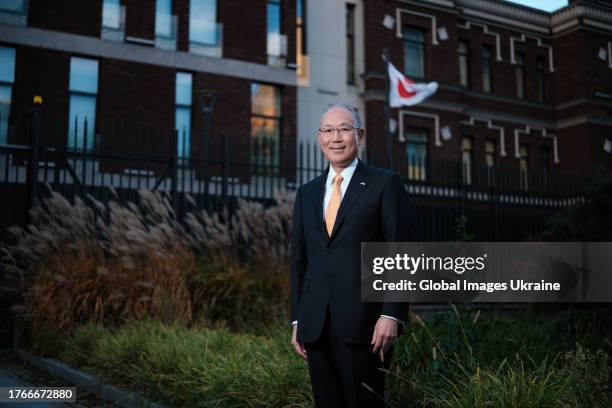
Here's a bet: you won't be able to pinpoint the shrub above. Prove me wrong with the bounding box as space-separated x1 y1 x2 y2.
542 167 612 241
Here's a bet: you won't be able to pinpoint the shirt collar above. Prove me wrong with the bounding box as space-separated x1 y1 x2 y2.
326 157 358 186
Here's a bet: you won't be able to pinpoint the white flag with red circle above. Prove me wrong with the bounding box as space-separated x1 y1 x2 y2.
388 62 438 107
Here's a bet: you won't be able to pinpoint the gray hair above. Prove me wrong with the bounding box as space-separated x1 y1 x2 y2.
319 103 362 129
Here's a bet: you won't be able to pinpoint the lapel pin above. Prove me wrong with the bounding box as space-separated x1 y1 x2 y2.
360 182 366 186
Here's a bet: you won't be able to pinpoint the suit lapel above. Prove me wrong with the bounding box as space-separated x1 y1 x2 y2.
328 159 370 241
316 165 329 241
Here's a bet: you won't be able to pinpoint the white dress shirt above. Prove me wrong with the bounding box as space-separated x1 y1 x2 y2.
292 157 404 327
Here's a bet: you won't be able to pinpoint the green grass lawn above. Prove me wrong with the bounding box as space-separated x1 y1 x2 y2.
28 306 612 408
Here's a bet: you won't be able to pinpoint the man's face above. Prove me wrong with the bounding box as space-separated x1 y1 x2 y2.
317 107 364 169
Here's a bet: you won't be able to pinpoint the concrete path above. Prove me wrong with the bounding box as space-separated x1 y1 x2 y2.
0 352 70 407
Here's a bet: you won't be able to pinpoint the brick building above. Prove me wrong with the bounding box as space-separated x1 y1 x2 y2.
359 0 612 180
2 0 611 184
0 0 298 179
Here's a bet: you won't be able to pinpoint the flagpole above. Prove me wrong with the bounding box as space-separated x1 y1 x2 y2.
382 48 394 170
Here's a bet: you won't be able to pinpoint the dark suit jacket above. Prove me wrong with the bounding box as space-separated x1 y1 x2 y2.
291 158 413 344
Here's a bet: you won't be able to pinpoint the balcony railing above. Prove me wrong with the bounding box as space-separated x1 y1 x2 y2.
0 0 28 26
155 11 178 51
267 33 287 67
101 2 126 42
189 22 223 58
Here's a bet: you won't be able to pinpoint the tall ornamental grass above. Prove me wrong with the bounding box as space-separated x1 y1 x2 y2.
1 186 294 338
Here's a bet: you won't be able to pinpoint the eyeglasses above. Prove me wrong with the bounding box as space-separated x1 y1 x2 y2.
318 126 360 137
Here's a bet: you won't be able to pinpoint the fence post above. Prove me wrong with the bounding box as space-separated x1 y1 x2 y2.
27 99 42 220
171 129 179 218
222 135 228 208
53 114 62 191
81 117 89 199
493 166 500 241
458 161 466 217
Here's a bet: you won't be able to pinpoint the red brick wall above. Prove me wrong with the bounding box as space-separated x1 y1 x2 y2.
362 0 610 177
28 0 102 38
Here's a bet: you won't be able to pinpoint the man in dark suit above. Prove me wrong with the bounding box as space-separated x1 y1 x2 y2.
290 104 412 407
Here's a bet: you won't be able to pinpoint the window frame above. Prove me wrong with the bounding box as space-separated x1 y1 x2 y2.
519 144 529 191
536 56 546 103
404 127 428 181
296 0 306 55
0 46 16 144
515 52 525 100
458 40 470 88
402 26 426 79
485 140 496 187
250 82 283 175
67 56 99 152
481 45 493 93
346 3 356 85
174 71 193 160
189 0 219 46
461 136 473 186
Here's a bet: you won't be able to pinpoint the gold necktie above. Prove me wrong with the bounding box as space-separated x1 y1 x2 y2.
325 173 344 237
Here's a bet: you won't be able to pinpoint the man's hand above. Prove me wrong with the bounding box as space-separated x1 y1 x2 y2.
291 324 307 359
371 317 398 356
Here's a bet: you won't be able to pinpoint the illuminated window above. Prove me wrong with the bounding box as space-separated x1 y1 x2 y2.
405 128 427 181
251 83 281 174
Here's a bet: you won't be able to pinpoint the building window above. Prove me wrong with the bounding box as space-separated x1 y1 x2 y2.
536 56 546 102
101 0 125 41
0 46 15 144
481 45 492 93
175 72 192 159
458 41 469 87
251 83 281 174
267 0 286 67
189 0 222 57
462 137 472 185
519 144 528 191
403 27 425 78
485 140 495 186
515 53 525 99
297 0 306 54
0 0 28 26
155 0 177 50
405 128 427 181
346 3 356 85
68 57 98 152
296 0 307 77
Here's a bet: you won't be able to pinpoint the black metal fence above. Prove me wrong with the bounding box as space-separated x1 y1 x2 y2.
0 107 587 243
